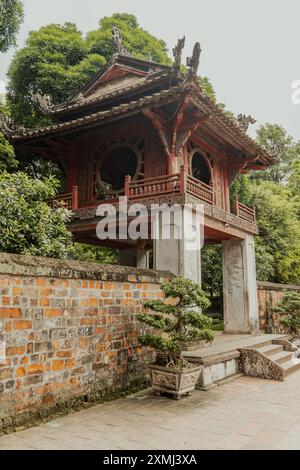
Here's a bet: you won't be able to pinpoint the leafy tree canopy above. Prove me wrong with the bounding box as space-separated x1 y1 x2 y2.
253 123 300 184
0 0 24 52
0 131 18 171
0 172 74 258
86 13 170 64
7 14 171 125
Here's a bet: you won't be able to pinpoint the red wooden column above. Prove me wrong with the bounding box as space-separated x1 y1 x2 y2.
72 186 78 210
180 165 186 193
233 193 239 217
124 175 131 199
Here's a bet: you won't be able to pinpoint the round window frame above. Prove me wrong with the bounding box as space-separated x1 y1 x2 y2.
189 147 213 186
96 143 143 195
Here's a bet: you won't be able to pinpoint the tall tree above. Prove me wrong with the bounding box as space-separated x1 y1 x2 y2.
0 0 24 52
7 22 105 125
254 123 300 183
86 13 170 64
7 14 170 126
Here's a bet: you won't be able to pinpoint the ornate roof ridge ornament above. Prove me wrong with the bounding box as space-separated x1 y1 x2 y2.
186 42 201 80
112 26 131 56
237 114 256 132
31 93 54 116
0 112 25 136
172 36 185 72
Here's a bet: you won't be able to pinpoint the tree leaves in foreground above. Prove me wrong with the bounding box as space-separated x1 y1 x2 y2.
0 172 74 258
0 0 24 52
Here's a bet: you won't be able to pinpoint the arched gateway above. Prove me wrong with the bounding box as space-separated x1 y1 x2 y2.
7 33 273 334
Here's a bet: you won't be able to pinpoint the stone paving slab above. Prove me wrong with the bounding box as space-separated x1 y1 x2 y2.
1 371 300 450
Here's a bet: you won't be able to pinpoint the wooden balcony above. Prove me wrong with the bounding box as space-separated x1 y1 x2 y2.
52 170 256 231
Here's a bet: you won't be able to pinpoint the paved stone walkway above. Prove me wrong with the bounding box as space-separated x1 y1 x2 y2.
1 373 300 450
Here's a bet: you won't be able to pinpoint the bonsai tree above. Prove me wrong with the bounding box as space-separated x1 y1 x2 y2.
137 277 214 368
272 292 300 338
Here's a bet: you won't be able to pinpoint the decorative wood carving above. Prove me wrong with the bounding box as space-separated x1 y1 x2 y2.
112 26 130 56
237 114 256 132
172 36 185 72
31 93 54 115
186 42 201 79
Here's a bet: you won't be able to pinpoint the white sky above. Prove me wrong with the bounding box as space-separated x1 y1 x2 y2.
1 0 300 140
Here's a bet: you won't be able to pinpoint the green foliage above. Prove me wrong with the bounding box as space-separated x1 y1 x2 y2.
0 0 24 52
0 131 18 171
0 172 74 258
73 243 119 264
248 182 300 284
87 13 170 64
272 292 300 338
254 124 300 184
201 244 222 312
7 13 171 126
7 22 106 125
137 277 213 368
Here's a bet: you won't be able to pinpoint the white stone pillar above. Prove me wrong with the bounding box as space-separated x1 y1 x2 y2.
153 206 202 284
222 235 258 334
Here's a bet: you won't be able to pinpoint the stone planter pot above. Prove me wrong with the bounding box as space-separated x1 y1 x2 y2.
149 364 202 399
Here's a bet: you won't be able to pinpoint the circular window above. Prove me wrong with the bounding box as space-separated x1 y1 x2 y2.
191 150 212 185
98 144 141 195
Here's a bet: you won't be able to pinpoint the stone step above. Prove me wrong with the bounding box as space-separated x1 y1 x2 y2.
270 350 294 365
282 359 300 378
256 344 284 357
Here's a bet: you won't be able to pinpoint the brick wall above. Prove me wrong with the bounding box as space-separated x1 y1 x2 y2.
0 253 171 428
257 281 300 331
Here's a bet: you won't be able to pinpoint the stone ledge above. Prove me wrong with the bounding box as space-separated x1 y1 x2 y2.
257 281 300 291
0 253 172 282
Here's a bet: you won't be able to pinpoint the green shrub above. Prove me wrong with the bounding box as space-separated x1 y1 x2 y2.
137 277 214 368
272 292 300 338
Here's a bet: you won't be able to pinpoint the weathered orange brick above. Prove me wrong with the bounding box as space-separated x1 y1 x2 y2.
12 287 22 295
56 350 72 358
39 297 50 307
0 308 21 318
27 364 44 374
65 358 75 369
6 345 26 356
35 278 46 287
52 359 64 371
20 356 29 364
78 337 88 348
40 288 54 296
104 282 113 290
16 367 26 377
13 320 32 330
5 321 12 333
0 279 9 287
2 296 10 305
44 308 62 317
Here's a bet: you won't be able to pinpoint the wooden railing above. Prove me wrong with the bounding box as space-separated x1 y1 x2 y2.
125 173 181 199
233 194 256 223
52 179 256 224
51 186 78 210
185 174 214 204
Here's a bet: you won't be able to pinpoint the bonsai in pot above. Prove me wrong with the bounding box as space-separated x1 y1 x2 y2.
137 277 214 399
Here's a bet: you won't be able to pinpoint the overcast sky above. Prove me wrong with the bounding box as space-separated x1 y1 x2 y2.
1 0 300 140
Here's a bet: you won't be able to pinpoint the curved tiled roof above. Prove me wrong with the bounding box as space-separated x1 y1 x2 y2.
11 81 273 165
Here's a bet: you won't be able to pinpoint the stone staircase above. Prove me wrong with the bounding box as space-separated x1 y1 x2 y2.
239 339 300 381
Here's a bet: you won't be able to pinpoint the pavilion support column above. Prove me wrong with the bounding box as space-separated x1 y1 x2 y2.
119 248 149 268
222 235 259 334
153 208 201 285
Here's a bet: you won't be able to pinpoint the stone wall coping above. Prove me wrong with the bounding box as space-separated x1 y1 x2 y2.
0 253 172 283
257 280 300 291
